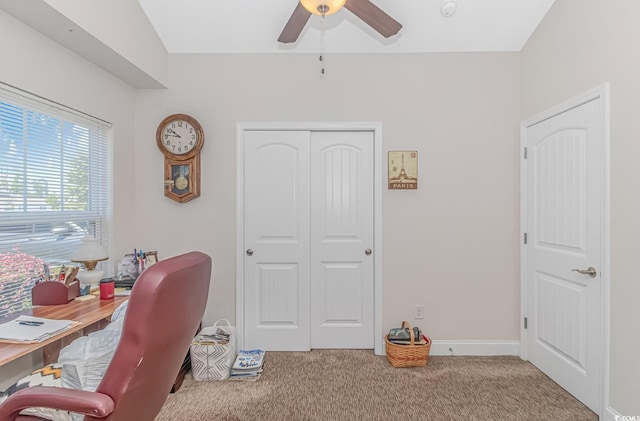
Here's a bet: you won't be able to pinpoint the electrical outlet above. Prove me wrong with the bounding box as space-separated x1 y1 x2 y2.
415 304 424 319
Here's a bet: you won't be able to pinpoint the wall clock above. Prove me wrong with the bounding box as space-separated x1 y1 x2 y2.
156 114 204 203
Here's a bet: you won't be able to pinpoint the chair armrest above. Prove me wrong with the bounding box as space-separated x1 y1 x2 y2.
0 386 115 420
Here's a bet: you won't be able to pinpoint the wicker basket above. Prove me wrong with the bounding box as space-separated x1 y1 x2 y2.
385 321 431 367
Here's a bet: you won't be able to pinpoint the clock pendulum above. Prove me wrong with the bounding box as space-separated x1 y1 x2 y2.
175 165 189 191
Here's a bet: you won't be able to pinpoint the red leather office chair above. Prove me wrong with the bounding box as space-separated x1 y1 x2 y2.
0 251 212 421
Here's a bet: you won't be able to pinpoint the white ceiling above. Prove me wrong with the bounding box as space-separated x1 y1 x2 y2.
137 0 556 54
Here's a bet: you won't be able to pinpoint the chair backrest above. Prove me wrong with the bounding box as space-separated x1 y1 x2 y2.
89 251 211 421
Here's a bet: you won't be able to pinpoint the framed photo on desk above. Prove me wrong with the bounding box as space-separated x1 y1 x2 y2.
145 251 158 265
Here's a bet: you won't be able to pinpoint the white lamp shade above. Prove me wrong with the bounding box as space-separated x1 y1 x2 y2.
71 235 108 262
300 0 347 16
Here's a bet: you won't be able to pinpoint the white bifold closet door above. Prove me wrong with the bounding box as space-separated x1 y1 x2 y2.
243 130 374 351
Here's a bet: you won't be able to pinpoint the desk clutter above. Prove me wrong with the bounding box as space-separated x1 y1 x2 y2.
32 279 79 305
31 265 81 305
82 249 161 299
116 249 158 281
28 249 157 307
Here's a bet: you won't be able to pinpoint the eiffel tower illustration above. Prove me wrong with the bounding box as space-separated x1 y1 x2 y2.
389 152 417 189
398 154 409 179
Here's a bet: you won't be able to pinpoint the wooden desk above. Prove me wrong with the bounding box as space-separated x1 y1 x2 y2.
0 296 127 366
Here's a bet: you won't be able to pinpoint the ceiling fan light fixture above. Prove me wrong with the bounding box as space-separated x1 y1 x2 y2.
300 0 347 16
440 0 457 17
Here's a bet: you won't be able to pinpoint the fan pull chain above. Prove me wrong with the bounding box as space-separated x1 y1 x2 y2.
319 15 326 75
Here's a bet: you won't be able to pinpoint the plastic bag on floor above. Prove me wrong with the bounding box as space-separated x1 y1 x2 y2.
58 301 128 391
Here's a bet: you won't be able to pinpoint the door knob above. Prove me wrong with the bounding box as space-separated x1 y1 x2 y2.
365 249 372 256
572 267 597 278
246 249 253 256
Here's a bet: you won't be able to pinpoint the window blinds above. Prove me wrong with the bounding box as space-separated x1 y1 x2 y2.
0 83 111 318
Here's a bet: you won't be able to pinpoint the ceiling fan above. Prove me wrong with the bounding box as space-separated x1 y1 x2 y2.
278 0 402 43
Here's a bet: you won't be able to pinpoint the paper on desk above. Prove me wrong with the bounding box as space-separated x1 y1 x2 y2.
0 315 78 343
114 289 131 296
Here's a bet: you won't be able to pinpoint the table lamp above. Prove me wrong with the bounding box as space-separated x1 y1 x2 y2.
71 235 108 290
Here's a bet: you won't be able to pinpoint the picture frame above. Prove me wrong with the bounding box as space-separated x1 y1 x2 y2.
388 151 418 190
145 251 158 265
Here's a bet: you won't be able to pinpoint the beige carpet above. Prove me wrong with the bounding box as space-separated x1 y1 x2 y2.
156 350 597 421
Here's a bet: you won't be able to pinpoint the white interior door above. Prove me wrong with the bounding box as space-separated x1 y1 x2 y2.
525 97 604 413
243 130 311 351
310 131 374 348
243 129 375 351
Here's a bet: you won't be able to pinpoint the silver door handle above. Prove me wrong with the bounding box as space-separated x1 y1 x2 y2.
365 249 372 256
246 249 253 256
572 267 597 278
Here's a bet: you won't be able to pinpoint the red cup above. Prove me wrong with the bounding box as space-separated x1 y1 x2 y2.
100 279 114 300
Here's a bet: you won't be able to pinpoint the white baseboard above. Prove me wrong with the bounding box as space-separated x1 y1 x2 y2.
604 406 629 421
428 340 520 356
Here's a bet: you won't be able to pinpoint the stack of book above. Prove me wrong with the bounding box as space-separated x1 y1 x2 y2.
229 349 265 381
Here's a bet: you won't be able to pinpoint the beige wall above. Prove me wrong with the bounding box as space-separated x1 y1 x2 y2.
134 53 521 341
0 9 137 388
521 0 640 415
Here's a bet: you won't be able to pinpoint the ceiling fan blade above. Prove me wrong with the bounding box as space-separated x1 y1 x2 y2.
278 3 312 43
344 0 402 38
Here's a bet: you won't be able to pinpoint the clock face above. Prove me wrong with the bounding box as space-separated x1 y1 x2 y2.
156 114 204 160
160 119 199 156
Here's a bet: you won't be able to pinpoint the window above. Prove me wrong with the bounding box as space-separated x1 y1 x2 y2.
0 84 111 318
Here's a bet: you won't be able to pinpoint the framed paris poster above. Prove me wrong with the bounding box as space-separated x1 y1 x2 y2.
388 151 418 190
